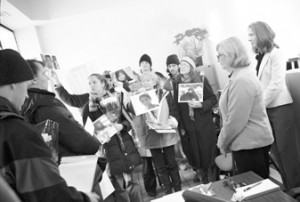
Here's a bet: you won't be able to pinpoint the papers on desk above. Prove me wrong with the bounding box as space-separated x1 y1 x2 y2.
231 179 280 201
59 155 98 192
151 190 184 202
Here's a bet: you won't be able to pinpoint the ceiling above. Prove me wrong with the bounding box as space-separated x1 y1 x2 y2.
0 0 134 30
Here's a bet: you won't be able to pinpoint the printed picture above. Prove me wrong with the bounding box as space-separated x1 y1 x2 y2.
93 114 118 144
112 67 135 92
178 83 203 103
130 89 160 116
41 53 60 70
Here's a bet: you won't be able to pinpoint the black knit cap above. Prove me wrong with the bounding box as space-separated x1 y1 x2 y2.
139 54 152 66
0 49 34 85
166 54 180 66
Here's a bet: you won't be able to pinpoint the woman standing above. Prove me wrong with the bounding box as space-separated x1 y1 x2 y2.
173 56 217 183
216 37 274 179
248 21 300 189
82 74 142 202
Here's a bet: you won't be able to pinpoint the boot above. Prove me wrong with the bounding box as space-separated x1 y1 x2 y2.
170 170 182 192
158 174 172 194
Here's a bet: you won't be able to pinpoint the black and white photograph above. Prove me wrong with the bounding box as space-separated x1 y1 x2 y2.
178 83 203 103
130 89 160 116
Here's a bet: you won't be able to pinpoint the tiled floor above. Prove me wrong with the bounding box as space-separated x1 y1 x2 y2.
137 167 282 202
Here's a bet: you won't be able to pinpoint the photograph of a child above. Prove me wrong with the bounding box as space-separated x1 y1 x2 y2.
41 53 60 70
129 89 160 116
93 115 117 144
113 67 134 92
178 83 203 103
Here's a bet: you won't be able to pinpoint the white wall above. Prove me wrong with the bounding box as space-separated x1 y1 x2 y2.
16 0 300 91
14 26 41 59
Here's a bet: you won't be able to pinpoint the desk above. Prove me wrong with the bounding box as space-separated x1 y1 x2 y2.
176 172 296 202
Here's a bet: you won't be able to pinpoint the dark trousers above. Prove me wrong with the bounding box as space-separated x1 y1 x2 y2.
267 104 300 190
232 145 270 179
150 145 181 193
142 157 157 194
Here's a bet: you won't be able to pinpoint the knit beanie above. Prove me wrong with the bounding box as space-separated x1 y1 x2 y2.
166 54 180 66
181 56 196 69
0 49 34 85
139 54 152 66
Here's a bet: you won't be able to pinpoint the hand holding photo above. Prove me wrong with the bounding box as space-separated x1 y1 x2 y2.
178 83 203 103
93 115 118 144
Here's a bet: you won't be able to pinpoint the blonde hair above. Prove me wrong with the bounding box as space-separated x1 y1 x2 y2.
140 72 157 83
216 37 251 68
249 21 277 53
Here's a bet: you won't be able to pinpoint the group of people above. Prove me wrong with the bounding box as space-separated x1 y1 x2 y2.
1 20 300 202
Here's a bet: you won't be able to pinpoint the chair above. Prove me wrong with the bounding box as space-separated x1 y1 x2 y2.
268 70 300 201
0 175 21 202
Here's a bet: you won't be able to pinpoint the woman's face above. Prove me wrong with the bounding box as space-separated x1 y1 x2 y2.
248 28 257 49
141 76 155 90
167 64 179 76
88 76 106 96
179 61 191 75
117 72 126 81
34 62 50 90
217 50 231 71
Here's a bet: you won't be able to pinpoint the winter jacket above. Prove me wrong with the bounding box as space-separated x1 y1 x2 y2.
82 92 142 175
0 96 90 202
21 88 100 159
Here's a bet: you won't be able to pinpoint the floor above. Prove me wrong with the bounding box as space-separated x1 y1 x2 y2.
139 168 200 202
137 166 282 202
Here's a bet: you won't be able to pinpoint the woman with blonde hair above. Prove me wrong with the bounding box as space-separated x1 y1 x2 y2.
216 37 274 178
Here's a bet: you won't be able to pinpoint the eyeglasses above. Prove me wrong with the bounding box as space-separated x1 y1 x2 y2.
217 54 225 59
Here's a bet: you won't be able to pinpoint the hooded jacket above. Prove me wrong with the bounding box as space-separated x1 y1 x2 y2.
0 96 90 202
21 88 100 159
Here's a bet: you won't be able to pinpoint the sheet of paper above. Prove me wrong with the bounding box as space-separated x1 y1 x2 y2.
99 171 115 199
84 117 94 136
235 179 280 199
59 155 98 192
151 190 184 202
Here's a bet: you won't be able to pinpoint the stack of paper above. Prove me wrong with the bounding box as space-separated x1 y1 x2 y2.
235 179 280 200
59 155 98 192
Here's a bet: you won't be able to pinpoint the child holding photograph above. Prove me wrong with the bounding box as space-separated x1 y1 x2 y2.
139 72 182 194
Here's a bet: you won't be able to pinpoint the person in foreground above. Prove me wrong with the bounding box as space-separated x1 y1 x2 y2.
216 37 274 178
0 49 99 202
21 60 100 160
248 21 300 190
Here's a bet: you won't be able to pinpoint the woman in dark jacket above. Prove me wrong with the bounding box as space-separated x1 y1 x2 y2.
21 60 100 160
82 73 142 202
174 57 217 183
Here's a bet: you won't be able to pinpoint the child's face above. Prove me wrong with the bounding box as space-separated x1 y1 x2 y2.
141 77 155 90
140 96 152 108
140 61 151 73
117 72 126 81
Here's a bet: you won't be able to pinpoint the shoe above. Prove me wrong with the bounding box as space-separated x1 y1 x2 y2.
147 191 157 197
193 170 202 183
